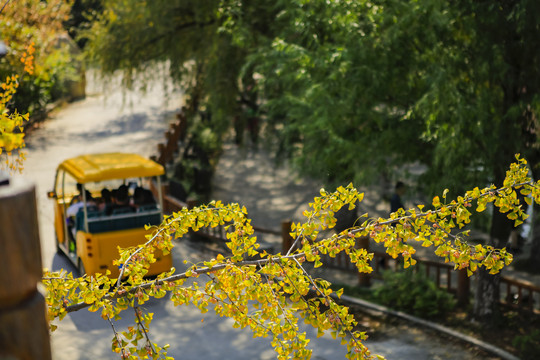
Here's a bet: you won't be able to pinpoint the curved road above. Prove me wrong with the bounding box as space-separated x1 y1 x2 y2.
21 75 494 359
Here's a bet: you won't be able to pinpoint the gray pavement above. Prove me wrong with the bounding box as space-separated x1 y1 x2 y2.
24 72 182 270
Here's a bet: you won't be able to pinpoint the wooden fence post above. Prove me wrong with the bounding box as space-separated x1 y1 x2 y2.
0 174 51 360
281 221 293 254
187 199 198 210
357 236 371 287
156 143 165 165
457 268 470 305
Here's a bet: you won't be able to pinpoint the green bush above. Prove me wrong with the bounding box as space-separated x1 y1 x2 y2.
169 113 223 201
0 1 84 117
512 329 540 360
373 267 456 319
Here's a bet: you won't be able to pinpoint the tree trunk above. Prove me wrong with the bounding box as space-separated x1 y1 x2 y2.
473 268 501 321
528 159 540 269
473 166 513 322
528 207 540 271
0 175 51 360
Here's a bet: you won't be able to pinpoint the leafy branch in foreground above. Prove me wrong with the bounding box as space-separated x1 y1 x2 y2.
0 42 34 172
43 156 539 360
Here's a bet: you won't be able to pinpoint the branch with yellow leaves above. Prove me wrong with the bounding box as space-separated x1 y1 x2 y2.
43 155 539 360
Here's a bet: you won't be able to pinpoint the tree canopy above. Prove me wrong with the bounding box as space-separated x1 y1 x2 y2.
82 0 540 320
83 0 540 192
0 0 83 115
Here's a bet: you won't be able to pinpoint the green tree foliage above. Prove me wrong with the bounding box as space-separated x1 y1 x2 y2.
83 0 540 319
83 0 239 127
0 41 35 171
512 329 540 359
44 157 540 359
374 267 456 319
0 0 83 116
64 0 103 48
83 0 540 202
223 0 540 193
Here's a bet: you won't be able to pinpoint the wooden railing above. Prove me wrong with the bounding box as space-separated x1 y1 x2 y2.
320 239 540 313
321 248 471 305
151 109 189 167
500 276 540 312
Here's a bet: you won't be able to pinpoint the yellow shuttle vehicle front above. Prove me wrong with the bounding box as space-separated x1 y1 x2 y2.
48 153 172 277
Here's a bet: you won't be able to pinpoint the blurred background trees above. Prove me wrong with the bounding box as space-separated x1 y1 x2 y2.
79 2 540 183
13 0 540 320
0 0 85 118
82 1 539 246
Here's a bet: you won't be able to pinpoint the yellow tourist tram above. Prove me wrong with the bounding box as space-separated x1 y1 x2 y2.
48 153 172 277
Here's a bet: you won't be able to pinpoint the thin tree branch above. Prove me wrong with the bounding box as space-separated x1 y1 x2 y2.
0 0 11 15
59 180 538 313
130 19 216 58
134 306 156 355
106 314 129 359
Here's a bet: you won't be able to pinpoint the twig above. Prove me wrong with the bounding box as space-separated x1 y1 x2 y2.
134 306 156 355
0 0 11 15
106 313 129 359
